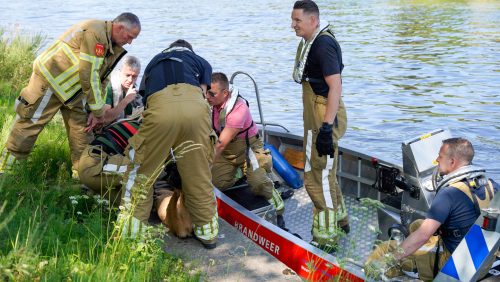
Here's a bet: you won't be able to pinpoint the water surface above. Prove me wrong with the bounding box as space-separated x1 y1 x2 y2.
1 0 499 178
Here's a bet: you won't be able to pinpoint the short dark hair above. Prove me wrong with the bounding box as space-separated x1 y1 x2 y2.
169 39 193 52
443 137 474 165
211 72 229 89
293 0 319 18
113 12 141 30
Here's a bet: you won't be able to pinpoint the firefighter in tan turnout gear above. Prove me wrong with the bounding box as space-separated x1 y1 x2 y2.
0 13 141 177
78 118 141 207
291 0 349 252
78 116 193 239
207 72 286 230
120 39 218 249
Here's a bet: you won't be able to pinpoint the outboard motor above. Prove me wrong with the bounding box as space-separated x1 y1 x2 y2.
399 129 452 226
374 129 452 240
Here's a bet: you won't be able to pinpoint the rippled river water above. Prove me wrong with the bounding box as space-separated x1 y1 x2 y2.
1 0 499 178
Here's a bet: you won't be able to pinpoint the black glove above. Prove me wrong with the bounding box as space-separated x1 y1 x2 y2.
316 122 334 157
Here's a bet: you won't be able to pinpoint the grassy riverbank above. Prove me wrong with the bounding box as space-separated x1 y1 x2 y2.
0 29 199 281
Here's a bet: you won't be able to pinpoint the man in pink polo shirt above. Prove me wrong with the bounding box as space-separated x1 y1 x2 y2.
208 72 286 229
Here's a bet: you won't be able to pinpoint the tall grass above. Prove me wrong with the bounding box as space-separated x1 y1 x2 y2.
0 28 43 92
0 28 198 281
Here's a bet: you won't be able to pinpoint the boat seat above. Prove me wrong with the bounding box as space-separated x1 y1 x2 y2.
222 182 276 222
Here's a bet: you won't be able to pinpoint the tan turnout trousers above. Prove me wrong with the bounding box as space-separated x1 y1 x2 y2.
121 84 218 243
5 70 91 172
211 136 284 214
78 145 129 206
302 81 348 244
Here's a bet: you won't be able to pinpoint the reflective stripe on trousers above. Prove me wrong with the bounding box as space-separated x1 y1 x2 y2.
0 149 16 172
121 216 144 239
312 210 337 241
248 148 259 171
269 188 285 213
31 88 53 124
193 209 219 242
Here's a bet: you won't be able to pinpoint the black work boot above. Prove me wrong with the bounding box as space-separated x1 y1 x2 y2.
277 215 303 239
194 236 217 249
340 223 350 235
277 214 287 231
279 188 294 200
274 181 294 200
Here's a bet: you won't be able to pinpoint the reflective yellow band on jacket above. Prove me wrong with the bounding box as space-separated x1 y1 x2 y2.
37 41 81 101
57 66 79 91
80 52 104 110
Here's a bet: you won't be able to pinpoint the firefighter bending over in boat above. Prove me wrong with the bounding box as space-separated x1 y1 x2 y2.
78 115 192 238
207 72 287 230
291 0 349 252
101 55 143 125
365 137 498 281
120 39 218 249
0 13 141 178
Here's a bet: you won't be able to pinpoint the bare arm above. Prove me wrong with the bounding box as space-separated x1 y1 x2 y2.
323 74 342 124
214 127 241 159
395 218 441 260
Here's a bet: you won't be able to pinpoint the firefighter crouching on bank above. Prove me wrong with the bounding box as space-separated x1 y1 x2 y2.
207 72 287 230
119 39 218 249
78 116 192 239
0 13 141 178
365 138 498 281
78 117 141 207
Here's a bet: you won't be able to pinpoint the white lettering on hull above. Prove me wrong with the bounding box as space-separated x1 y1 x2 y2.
234 221 280 255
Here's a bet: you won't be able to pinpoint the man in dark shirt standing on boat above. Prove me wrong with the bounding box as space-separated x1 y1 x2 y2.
0 13 141 178
291 0 349 252
119 39 219 249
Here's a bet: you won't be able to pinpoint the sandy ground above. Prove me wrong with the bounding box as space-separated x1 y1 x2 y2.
162 219 302 282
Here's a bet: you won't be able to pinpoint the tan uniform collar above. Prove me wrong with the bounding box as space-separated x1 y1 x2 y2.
106 21 126 55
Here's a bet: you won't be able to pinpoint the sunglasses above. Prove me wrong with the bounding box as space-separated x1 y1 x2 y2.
207 89 226 97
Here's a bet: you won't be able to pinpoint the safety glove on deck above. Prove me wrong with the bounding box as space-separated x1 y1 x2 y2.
316 122 334 158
